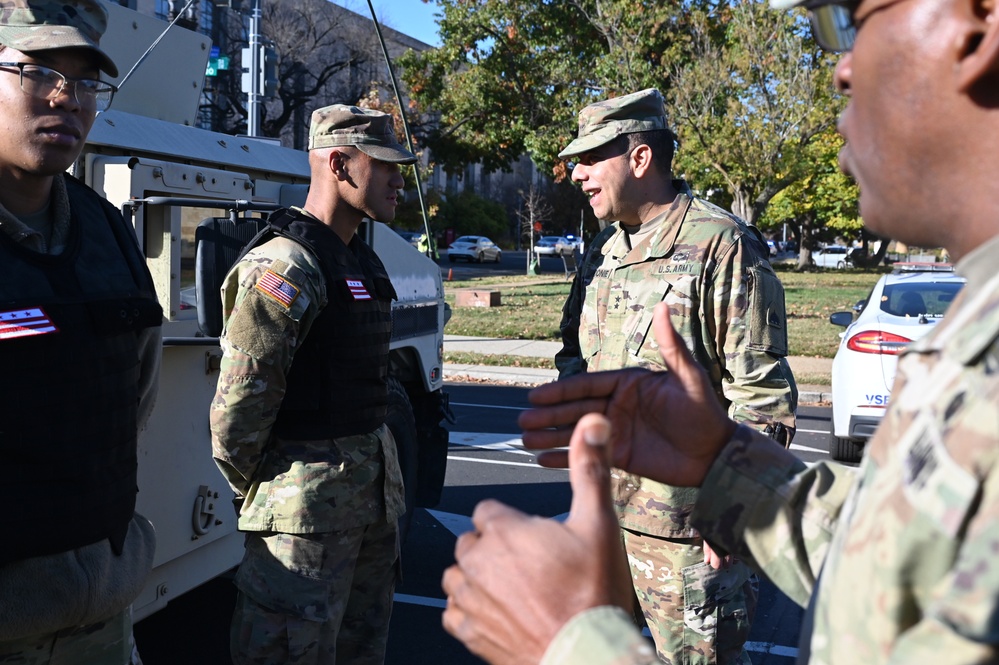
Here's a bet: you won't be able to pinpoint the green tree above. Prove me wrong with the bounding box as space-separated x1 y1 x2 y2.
402 0 844 227
760 129 865 270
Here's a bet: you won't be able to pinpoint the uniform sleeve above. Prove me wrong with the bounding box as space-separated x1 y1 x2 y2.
708 233 798 441
540 606 659 665
693 425 855 607
555 266 587 379
136 323 162 431
209 252 322 496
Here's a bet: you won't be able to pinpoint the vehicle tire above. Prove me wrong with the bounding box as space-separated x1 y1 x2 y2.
476 252 483 263
829 431 864 463
493 251 502 263
448 255 456 263
385 377 418 543
837 260 846 269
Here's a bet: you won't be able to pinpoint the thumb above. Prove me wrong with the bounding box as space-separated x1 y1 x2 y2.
565 413 617 535
652 302 701 383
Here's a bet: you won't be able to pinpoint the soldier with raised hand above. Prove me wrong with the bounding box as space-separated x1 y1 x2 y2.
210 105 415 665
442 0 999 662
0 0 162 662
555 87 797 665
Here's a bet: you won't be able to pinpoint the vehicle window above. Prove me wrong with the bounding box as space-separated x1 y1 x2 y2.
880 282 964 317
455 236 475 243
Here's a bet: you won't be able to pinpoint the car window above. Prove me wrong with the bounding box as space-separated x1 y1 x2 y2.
880 282 964 317
455 236 476 243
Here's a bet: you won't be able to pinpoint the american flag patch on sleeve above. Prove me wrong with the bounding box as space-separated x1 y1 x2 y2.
346 279 372 301
0 307 59 340
255 269 300 308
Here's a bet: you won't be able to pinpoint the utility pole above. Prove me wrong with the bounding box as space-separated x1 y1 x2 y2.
246 0 262 136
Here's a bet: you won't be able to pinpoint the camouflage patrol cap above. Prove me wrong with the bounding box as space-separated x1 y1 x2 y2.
0 0 118 77
559 88 670 159
308 104 417 164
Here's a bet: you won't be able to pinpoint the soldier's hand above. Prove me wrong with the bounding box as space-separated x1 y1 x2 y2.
519 302 735 488
442 414 632 664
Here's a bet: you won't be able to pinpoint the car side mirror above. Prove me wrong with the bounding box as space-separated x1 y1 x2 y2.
829 311 854 327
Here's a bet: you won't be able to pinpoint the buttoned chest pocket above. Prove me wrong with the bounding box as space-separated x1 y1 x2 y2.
586 273 697 370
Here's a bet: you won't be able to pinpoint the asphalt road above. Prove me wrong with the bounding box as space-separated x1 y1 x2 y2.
442 249 575 281
135 383 837 664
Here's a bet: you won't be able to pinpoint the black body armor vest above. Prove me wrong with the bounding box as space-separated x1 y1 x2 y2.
264 210 397 440
0 176 162 564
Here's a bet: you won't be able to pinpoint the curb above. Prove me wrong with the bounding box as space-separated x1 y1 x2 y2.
444 364 833 405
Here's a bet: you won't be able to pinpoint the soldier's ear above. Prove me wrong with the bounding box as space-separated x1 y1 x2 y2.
328 150 348 180
630 144 655 179
955 0 999 99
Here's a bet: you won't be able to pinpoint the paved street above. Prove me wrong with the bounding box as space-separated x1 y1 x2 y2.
135 382 838 663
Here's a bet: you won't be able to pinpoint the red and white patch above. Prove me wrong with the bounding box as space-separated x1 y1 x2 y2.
0 307 59 340
346 279 371 301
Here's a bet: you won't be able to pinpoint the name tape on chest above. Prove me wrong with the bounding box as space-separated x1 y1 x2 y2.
347 279 372 301
255 270 300 308
0 307 59 340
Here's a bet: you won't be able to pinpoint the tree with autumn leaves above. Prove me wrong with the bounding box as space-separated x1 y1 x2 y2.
400 0 866 264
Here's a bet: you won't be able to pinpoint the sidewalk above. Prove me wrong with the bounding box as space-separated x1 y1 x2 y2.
443 335 832 404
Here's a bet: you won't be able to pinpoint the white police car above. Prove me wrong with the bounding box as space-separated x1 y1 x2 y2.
828 264 965 462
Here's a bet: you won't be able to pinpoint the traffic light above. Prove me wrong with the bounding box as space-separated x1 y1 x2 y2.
240 44 280 99
262 45 279 99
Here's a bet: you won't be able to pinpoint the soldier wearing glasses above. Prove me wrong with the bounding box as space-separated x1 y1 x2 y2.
0 0 161 663
441 0 999 663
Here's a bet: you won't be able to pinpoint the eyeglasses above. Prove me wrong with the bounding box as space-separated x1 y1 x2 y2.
800 0 909 52
0 62 116 111
799 0 859 52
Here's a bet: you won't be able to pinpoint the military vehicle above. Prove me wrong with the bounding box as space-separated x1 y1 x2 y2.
78 2 450 620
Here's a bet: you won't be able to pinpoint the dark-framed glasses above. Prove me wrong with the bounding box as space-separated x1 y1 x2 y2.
799 1 858 52
0 62 116 111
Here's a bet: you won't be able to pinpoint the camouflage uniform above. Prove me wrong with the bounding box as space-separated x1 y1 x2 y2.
541 234 999 662
557 89 796 665
211 226 405 665
559 181 797 664
0 2 155 661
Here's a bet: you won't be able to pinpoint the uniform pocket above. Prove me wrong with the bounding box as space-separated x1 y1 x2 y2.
234 533 332 621
682 561 754 665
747 266 789 356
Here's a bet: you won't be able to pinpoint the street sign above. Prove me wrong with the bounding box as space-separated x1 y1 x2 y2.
205 56 230 77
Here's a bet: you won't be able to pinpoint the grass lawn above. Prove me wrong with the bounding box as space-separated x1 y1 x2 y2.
444 266 883 359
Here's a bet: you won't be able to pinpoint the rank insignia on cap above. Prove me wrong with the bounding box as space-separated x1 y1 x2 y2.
255 270 300 308
0 307 58 340
346 279 371 300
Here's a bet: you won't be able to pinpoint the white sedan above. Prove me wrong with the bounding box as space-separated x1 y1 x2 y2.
447 235 502 263
828 264 965 462
813 245 851 268
533 236 572 257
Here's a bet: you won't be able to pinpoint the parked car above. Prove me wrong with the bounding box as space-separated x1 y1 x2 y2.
534 236 573 257
393 229 423 250
447 235 502 263
766 240 778 257
813 245 852 268
828 264 965 462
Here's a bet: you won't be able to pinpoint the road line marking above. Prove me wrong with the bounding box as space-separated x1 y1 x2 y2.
796 428 830 434
449 431 534 456
451 401 528 411
394 593 446 609
447 455 556 469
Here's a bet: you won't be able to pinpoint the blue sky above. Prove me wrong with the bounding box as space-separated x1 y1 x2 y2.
334 0 443 47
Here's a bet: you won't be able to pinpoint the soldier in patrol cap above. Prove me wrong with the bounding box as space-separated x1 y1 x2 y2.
0 0 162 663
553 87 797 665
210 104 416 664
442 0 999 663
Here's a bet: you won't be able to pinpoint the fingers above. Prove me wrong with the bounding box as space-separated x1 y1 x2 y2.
517 397 609 433
564 414 615 533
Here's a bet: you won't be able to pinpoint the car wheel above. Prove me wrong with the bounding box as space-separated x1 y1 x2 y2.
829 431 864 463
385 377 418 543
476 252 483 263
837 260 846 269
493 251 502 263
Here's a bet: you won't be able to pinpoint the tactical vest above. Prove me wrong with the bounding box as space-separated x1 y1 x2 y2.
263 210 397 440
0 176 162 564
